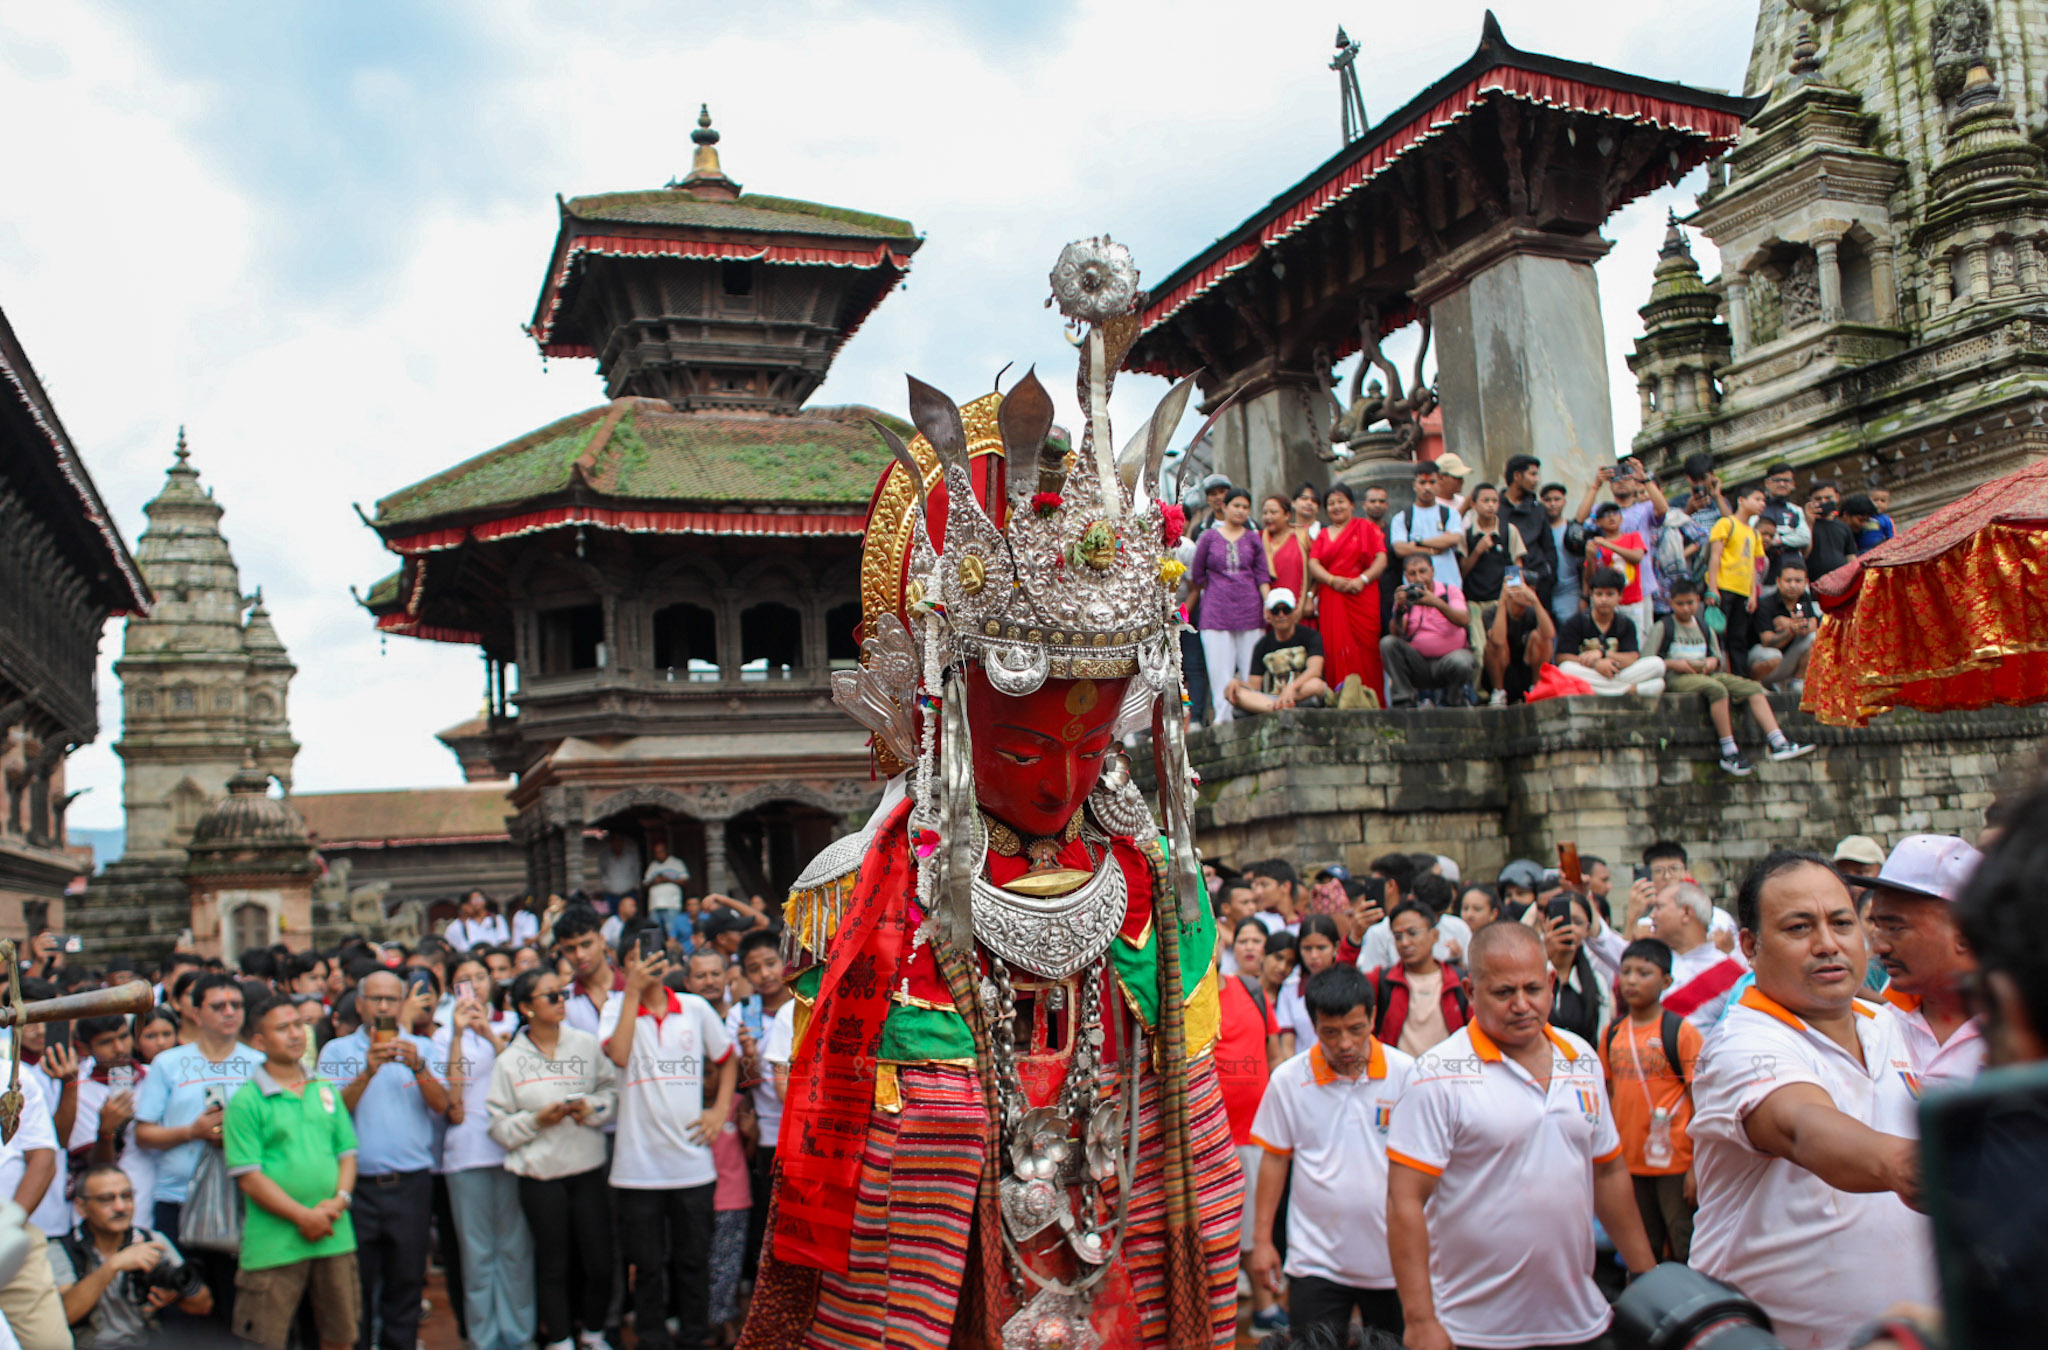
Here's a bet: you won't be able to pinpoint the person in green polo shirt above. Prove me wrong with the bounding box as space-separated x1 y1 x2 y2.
224 997 360 1350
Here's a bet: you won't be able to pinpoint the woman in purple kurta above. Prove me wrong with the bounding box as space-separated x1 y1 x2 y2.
1185 488 1271 723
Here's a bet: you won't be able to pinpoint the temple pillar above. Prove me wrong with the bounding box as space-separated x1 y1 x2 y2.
1420 224 1615 491
1932 253 1955 310
1693 369 1714 413
1814 237 1844 322
1636 380 1655 425
1726 276 1752 357
1201 365 1329 503
1965 244 1991 303
1868 243 1900 324
563 817 586 896
704 821 734 896
2017 237 2043 294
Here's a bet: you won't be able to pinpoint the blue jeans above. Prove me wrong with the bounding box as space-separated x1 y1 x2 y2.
444 1167 535 1350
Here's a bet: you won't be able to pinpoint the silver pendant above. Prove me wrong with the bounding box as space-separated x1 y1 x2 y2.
1002 1289 1099 1350
999 1174 1063 1242
971 849 1128 980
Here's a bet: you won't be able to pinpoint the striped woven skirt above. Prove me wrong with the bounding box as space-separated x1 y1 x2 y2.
793 1056 1243 1350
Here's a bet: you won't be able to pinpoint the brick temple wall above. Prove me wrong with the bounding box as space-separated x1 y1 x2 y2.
1142 698 2048 904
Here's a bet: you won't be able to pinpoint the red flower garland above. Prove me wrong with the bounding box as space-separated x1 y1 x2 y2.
1159 502 1187 547
1031 492 1064 517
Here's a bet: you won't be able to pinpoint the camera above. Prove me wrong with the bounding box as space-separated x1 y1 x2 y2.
1611 1263 1781 1350
1402 583 1429 602
124 1242 203 1305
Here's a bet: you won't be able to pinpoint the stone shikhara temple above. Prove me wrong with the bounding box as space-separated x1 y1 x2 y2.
362 110 914 901
1631 0 2048 520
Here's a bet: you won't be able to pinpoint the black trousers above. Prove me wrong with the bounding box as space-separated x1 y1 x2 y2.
1717 589 1755 677
352 1169 434 1350
152 1200 237 1333
616 1183 715 1350
431 1172 465 1339
1290 1276 1402 1343
743 1144 775 1281
518 1167 615 1343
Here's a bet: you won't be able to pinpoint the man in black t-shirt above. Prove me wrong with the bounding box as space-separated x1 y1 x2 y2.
1554 568 1668 697
1228 588 1329 715
1803 483 1858 581
1748 559 1820 689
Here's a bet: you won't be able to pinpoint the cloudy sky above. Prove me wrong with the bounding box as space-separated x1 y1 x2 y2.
2 0 1763 833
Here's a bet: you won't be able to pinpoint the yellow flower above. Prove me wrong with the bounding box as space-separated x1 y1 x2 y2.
1159 559 1188 587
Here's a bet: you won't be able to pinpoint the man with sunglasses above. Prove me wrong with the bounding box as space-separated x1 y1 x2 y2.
134 972 260 1329
1227 589 1329 716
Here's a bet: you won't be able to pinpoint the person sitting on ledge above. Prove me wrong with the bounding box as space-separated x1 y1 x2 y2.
1227 588 1331 716
1555 567 1666 698
1380 554 1476 709
1643 578 1813 777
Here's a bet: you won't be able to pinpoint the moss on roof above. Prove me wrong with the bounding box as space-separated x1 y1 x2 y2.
363 570 404 611
564 190 917 241
373 399 912 530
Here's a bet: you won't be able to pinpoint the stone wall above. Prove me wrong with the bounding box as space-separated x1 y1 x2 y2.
1142 696 2048 904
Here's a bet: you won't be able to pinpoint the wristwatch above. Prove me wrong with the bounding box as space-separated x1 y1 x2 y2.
335 1190 352 1210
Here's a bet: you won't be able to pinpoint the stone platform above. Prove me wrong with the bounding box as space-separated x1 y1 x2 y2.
1139 696 2047 902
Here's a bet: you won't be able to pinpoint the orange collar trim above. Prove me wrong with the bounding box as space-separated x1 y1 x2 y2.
1467 1022 1573 1063
1739 985 1877 1030
1309 1039 1387 1085
1883 987 1922 1013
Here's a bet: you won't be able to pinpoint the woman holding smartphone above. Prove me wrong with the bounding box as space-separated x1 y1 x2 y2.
487 969 617 1350
436 957 534 1350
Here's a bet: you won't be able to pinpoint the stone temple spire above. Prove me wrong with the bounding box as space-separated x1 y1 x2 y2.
1625 213 1732 448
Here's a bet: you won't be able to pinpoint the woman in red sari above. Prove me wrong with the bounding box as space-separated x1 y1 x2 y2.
1259 495 1314 626
1308 482 1387 702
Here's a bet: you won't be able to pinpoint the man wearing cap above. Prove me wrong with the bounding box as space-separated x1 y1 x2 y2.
1690 850 1930 1350
1861 835 1986 1090
1228 588 1329 716
1832 835 1886 879
1431 452 1470 517
1387 923 1655 1350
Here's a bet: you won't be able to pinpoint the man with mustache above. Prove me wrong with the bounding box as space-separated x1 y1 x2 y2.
1688 851 1932 1350
1861 835 1985 1090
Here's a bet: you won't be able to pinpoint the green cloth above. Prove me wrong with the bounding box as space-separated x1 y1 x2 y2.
223 1070 358 1271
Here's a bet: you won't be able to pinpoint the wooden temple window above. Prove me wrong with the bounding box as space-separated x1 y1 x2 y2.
134 688 156 713
538 603 606 673
826 601 862 670
739 602 802 681
652 602 721 682
722 260 754 297
231 902 269 957
172 687 196 713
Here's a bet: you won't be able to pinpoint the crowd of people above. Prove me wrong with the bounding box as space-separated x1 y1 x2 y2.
1197 782 2032 1350
1176 449 1888 774
0 878 789 1350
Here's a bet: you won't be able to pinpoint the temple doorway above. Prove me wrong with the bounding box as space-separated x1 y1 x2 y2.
721 801 839 904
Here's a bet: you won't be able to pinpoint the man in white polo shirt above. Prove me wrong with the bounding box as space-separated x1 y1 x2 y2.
1689 850 1931 1350
1386 923 1654 1350
1860 833 1985 1089
1249 964 1415 1343
601 944 737 1350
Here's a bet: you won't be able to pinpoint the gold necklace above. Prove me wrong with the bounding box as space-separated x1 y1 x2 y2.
982 810 1086 878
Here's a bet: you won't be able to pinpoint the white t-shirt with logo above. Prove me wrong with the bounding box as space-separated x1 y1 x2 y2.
70 1064 156 1222
1249 1040 1415 1288
1689 991 1933 1350
1386 1023 1622 1349
599 990 733 1189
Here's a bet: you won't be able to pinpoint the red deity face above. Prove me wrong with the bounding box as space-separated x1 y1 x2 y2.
964 666 1131 838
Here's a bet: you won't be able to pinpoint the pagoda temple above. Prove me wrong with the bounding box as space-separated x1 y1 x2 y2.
1127 12 1760 503
0 305 150 936
362 109 920 901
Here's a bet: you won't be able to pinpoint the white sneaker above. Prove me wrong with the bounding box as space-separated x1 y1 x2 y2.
1769 740 1815 761
1487 689 1507 707
578 1332 610 1350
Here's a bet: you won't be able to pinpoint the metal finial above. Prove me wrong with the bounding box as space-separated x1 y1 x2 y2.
174 426 189 463
691 104 720 148
1330 27 1367 145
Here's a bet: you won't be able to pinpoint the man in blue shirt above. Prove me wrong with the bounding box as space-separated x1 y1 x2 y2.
133 971 260 1331
316 971 449 1350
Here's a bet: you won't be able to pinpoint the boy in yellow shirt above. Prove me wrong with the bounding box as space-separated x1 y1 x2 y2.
1704 483 1766 675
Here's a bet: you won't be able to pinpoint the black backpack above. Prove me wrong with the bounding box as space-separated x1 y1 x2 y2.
1605 1010 1691 1086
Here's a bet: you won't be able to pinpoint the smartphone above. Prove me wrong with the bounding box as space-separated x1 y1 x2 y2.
371 1014 398 1047
1545 895 1575 926
1921 1060 2048 1349
454 980 477 1005
55 935 81 955
1503 565 1523 589
107 1063 136 1093
1633 863 1652 884
1557 841 1583 890
563 1092 587 1105
636 929 665 961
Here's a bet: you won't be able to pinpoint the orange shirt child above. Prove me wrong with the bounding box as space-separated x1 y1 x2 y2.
1601 1007 1704 1176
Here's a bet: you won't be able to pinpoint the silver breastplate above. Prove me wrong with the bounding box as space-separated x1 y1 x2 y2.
970 825 1130 981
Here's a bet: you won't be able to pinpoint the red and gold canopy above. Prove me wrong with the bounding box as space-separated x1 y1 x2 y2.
1805 460 2048 726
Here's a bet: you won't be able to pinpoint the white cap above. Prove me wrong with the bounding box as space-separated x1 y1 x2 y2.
1434 452 1473 479
1832 834 1887 867
1436 856 1461 884
1265 588 1299 612
1858 834 1983 903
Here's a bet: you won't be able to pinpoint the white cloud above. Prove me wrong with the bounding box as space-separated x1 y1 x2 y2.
6 0 1758 831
